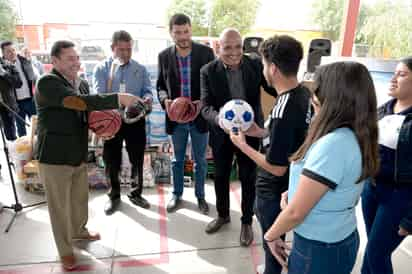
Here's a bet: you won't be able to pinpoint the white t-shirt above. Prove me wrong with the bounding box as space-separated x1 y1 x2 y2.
14 58 31 100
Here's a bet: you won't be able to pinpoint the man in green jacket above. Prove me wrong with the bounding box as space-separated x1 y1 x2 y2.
35 40 139 270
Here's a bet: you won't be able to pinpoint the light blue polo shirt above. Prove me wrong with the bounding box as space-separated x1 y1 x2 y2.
288 127 364 243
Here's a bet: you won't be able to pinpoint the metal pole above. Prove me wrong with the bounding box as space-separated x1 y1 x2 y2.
340 0 360 56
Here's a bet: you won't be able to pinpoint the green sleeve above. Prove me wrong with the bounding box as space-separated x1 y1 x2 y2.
36 75 119 111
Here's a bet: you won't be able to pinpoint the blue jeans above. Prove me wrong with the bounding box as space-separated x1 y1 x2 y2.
288 230 359 274
361 182 412 274
16 98 36 137
255 195 283 274
170 123 208 199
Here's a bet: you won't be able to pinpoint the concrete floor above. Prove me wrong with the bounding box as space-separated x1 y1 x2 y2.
0 157 411 273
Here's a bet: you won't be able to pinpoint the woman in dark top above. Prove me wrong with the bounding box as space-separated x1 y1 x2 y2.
361 56 412 274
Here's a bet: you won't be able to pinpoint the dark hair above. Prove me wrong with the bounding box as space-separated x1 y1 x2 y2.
1 40 13 52
50 40 75 58
291 61 380 182
401 56 412 71
259 35 303 76
111 30 133 45
169 13 191 32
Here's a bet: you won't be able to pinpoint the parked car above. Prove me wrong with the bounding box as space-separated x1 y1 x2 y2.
80 45 105 61
31 51 53 72
79 60 100 92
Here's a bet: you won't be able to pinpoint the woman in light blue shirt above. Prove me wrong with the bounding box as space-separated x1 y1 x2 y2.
262 62 380 274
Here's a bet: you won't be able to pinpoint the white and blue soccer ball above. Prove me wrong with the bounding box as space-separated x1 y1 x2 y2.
218 99 254 132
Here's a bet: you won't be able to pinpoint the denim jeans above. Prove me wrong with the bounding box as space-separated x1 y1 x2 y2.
255 195 283 274
16 98 36 137
170 123 208 199
288 230 359 274
361 182 412 274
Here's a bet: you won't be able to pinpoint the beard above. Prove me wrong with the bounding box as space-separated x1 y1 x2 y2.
176 40 191 49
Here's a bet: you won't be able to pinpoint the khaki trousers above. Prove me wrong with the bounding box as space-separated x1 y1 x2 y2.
39 163 89 257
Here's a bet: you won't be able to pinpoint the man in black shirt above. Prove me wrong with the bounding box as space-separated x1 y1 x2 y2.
230 35 312 274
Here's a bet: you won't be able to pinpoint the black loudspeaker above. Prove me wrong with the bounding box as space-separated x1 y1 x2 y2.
307 38 331 73
243 36 264 55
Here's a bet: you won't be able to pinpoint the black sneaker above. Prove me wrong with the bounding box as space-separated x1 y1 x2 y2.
104 197 121 215
197 198 209 215
128 193 150 209
205 216 231 234
166 196 182 213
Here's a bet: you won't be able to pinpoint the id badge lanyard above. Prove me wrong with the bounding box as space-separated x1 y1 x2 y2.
119 65 126 93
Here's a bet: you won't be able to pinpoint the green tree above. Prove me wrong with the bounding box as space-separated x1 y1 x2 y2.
0 0 17 41
209 0 260 36
166 0 209 36
359 0 412 58
311 0 345 41
311 0 369 43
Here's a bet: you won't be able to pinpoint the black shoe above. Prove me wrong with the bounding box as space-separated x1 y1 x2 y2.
205 216 231 234
128 193 150 209
197 198 209 215
240 224 254 246
104 197 121 215
166 196 181 213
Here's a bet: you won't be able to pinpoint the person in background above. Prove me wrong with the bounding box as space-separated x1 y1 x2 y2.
157 13 214 214
1 41 37 137
93 30 153 214
361 56 412 274
261 62 379 274
36 40 139 270
22 47 45 76
0 55 21 141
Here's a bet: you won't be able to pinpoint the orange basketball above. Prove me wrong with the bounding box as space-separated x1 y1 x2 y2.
88 110 122 137
167 97 200 123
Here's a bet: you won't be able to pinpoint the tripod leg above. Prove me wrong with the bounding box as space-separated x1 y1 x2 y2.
5 211 18 233
22 201 47 209
2 201 46 233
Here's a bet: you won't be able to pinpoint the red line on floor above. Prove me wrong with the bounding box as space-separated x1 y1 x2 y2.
0 265 54 274
0 184 170 273
114 184 169 267
230 184 261 273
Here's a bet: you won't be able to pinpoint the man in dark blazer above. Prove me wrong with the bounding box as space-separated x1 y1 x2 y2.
157 13 215 214
1 41 37 137
36 40 139 270
200 28 275 246
0 56 21 141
